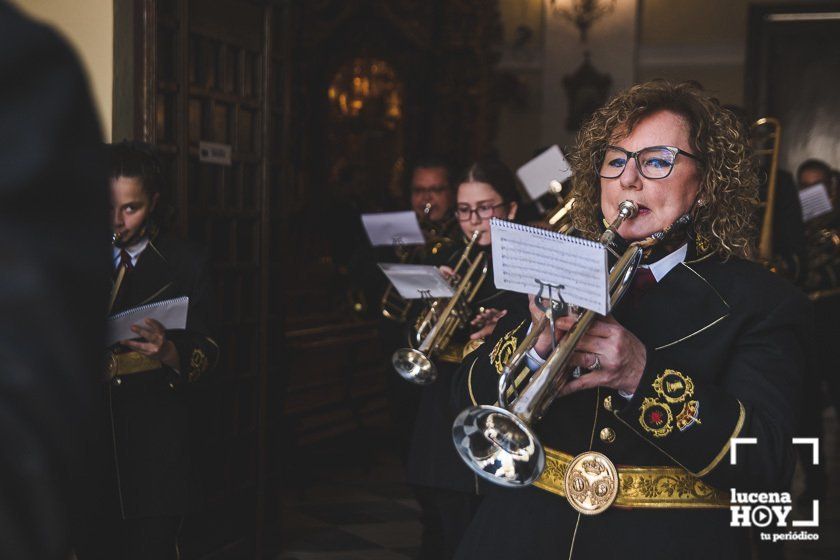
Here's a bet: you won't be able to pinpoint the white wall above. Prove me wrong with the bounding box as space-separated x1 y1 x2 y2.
539 0 638 153
12 0 114 140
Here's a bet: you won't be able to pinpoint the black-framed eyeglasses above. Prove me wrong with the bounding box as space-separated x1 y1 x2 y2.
596 145 702 180
455 202 507 221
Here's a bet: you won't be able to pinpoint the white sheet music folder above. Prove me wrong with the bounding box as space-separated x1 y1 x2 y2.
361 211 425 247
516 145 573 200
378 263 455 299
799 182 834 222
490 219 609 315
106 296 190 347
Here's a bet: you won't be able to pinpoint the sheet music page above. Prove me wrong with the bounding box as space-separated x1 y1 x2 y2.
799 183 834 222
490 219 609 315
106 296 190 347
361 211 425 246
516 145 573 200
379 263 456 299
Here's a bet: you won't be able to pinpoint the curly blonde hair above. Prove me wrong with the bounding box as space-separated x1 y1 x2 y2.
568 80 759 260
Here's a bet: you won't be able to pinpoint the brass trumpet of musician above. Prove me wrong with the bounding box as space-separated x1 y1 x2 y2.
545 179 575 234
392 229 488 384
451 200 641 485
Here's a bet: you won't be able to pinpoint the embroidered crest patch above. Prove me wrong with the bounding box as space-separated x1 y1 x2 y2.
676 400 702 432
639 397 673 438
188 348 209 382
652 369 694 404
488 323 523 374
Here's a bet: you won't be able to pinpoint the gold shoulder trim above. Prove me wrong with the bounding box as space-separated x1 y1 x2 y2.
683 251 715 265
462 338 484 358
679 262 730 309
137 282 174 306
694 400 746 477
655 314 728 351
467 356 480 406
147 239 170 264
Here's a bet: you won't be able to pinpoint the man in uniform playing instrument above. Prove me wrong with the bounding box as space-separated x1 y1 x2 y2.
452 81 810 559
75 142 218 560
409 156 458 238
378 157 460 464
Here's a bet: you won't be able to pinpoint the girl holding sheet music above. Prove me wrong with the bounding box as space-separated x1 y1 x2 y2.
75 142 218 560
405 157 527 560
449 81 810 560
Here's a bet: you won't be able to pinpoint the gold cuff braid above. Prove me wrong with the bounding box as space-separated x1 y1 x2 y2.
533 446 729 509
104 350 162 380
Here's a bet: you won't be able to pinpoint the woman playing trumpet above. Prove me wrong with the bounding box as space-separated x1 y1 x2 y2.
451 81 810 559
405 158 526 559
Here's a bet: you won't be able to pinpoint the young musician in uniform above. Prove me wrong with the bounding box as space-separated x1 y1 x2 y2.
452 81 810 559
75 141 218 560
404 158 526 559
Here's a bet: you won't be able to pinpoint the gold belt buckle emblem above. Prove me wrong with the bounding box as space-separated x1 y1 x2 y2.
564 451 619 515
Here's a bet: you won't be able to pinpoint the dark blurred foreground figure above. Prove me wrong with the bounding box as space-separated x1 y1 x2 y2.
452 81 810 559
73 142 218 560
0 3 108 558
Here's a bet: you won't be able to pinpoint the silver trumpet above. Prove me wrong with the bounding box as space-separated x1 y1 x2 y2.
451 200 642 487
392 229 487 385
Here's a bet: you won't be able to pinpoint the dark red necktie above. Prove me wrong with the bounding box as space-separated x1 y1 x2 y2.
628 267 656 307
117 249 133 275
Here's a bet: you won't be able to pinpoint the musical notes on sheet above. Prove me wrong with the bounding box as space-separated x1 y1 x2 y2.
490 219 609 315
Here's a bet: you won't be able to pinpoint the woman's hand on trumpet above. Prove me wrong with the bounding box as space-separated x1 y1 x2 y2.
529 295 646 396
469 307 507 340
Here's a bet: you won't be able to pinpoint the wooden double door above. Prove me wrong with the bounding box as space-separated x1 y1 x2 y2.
122 0 502 556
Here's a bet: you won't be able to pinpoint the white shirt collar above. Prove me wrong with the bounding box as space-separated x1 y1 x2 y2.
112 237 150 268
641 243 688 282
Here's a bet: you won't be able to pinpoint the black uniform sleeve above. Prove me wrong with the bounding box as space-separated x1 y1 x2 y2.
614 291 810 492
168 248 219 383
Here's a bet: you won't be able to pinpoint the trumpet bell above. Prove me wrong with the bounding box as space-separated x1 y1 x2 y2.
392 348 437 385
452 405 545 487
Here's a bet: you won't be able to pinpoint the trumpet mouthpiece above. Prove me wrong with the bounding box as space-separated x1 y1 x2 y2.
618 200 639 219
424 202 432 215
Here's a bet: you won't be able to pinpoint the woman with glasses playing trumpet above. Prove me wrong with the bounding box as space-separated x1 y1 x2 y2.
450 81 810 560
404 158 527 560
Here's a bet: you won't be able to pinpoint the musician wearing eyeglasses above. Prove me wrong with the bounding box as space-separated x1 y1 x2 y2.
75 142 218 560
405 158 527 560
451 81 810 559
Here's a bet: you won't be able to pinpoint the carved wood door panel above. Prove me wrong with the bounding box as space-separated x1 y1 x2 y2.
134 1 504 557
139 0 282 556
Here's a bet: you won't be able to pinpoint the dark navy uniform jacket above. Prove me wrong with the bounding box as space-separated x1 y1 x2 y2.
453 252 810 559
102 234 218 519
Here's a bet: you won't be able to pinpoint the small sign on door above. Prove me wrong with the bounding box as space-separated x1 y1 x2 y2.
199 141 232 166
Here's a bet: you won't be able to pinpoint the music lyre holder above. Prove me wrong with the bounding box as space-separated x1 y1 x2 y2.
534 278 567 354
392 235 408 259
